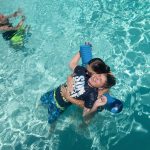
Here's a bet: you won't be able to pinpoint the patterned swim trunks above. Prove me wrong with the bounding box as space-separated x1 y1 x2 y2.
40 90 62 124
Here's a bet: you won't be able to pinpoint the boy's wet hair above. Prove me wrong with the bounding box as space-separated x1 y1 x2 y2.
88 58 110 74
105 74 116 88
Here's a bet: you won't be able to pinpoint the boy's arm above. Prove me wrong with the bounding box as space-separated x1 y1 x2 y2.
61 85 107 113
82 96 107 123
66 96 84 108
60 86 84 108
0 24 20 31
66 75 73 93
69 52 80 71
98 88 109 97
0 16 25 31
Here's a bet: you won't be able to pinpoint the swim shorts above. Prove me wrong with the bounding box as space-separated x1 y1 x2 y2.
2 30 17 40
40 90 62 124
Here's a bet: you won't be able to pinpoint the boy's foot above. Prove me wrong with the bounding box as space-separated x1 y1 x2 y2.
79 121 88 129
49 123 56 133
35 102 41 109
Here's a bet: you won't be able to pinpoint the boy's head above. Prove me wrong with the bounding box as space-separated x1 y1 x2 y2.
0 14 5 22
87 58 116 89
0 14 4 19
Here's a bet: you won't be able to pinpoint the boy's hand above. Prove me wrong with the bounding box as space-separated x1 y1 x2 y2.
85 41 92 47
93 96 107 109
13 8 22 17
21 15 25 21
60 86 70 100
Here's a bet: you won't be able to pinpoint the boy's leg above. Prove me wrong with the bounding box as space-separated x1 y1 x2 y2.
48 102 62 124
49 122 57 133
47 98 63 132
40 90 54 106
39 89 63 130
35 94 42 108
43 90 63 131
36 91 52 109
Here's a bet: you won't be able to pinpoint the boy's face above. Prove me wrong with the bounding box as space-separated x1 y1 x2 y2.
88 74 107 88
87 64 107 88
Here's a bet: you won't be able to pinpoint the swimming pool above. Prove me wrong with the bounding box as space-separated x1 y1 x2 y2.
0 0 150 150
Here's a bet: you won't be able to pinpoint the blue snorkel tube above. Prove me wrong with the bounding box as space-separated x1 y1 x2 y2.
80 43 123 114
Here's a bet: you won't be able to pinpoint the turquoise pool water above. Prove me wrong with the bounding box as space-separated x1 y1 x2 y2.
0 0 150 150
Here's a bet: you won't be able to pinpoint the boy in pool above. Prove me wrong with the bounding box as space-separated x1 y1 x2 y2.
40 51 116 126
61 52 120 123
0 9 25 39
0 9 28 47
